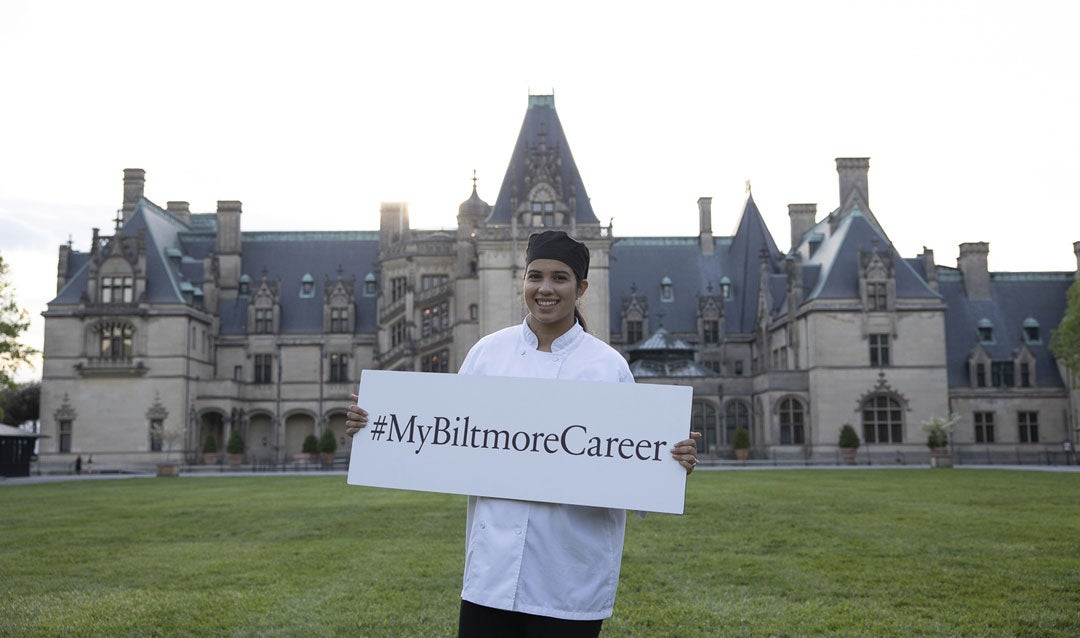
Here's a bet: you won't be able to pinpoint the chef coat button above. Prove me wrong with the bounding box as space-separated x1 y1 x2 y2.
520 349 526 355
480 522 486 530
514 527 522 535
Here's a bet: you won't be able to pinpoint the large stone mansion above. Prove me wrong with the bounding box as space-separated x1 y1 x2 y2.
37 94 1078 471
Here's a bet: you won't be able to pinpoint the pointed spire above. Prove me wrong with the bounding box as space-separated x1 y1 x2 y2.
489 95 598 225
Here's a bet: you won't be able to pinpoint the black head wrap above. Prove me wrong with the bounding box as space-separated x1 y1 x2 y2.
525 230 590 281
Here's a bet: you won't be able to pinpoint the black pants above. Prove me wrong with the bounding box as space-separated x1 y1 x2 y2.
457 600 604 638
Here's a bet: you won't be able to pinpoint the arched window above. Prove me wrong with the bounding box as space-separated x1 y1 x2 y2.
99 321 134 360
725 400 750 445
527 185 557 227
692 402 719 456
779 398 805 445
862 394 903 443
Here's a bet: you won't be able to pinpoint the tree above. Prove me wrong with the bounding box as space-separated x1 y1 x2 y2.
1050 278 1080 385
0 382 40 425
0 252 37 390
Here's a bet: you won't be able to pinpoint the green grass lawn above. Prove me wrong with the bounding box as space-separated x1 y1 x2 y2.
1 469 1078 637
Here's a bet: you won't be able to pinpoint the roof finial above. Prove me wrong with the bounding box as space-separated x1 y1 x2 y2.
745 180 752 195
472 169 478 192
113 209 123 231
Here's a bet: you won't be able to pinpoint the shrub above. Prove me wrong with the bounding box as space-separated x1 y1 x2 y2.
319 429 338 455
921 414 959 449
226 430 245 455
203 434 217 454
732 426 750 450
302 434 319 455
838 424 860 449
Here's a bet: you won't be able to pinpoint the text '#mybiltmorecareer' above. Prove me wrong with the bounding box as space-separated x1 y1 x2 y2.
369 413 669 462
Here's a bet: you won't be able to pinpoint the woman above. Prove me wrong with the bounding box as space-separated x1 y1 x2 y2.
346 230 700 637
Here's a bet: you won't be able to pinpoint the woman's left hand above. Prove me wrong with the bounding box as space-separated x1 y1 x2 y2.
672 431 702 474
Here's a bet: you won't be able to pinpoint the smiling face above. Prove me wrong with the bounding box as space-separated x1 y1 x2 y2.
523 258 588 335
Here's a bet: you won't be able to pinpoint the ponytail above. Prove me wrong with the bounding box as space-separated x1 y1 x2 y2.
574 306 588 332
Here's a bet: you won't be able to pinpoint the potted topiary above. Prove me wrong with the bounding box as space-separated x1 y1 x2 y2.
226 430 245 468
202 434 219 465
155 423 184 477
838 424 860 464
921 414 959 468
299 434 319 463
319 428 338 466
732 426 750 461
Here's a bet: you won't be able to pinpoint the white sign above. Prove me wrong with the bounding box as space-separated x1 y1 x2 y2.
347 370 693 514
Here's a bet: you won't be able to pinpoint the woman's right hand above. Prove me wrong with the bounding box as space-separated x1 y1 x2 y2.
345 394 369 437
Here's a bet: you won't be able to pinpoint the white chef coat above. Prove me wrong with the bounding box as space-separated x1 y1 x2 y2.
458 319 635 621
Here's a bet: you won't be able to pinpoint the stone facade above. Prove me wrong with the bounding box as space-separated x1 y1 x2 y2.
37 95 1079 472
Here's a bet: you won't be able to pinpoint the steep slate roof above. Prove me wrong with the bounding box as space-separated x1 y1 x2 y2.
51 199 201 306
52 253 92 304
725 195 782 329
937 269 1070 387
794 207 940 302
218 231 380 335
488 95 599 225
126 201 204 304
48 200 383 337
608 195 780 336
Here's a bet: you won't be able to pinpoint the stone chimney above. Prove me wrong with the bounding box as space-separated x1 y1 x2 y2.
957 242 991 299
836 158 869 215
788 203 817 250
918 246 939 292
698 197 713 255
216 200 243 294
57 242 71 293
122 168 146 221
380 201 410 247
166 201 191 226
1074 241 1080 277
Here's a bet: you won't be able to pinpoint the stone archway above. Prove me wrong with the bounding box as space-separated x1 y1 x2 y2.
248 413 274 462
325 411 348 459
199 411 225 460
284 413 315 457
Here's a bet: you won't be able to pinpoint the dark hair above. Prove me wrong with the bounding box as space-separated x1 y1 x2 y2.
571 270 588 332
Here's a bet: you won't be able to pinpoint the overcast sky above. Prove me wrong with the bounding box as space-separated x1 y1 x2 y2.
2 0 1078 381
